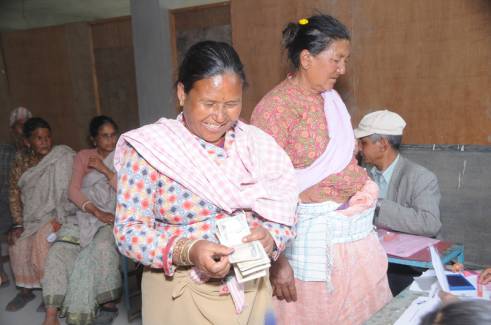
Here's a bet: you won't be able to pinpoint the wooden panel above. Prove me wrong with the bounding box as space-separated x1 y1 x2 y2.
231 0 491 144
91 17 134 49
172 2 230 32
349 0 491 144
169 2 231 113
1 24 97 150
90 17 140 133
0 41 13 141
170 2 231 72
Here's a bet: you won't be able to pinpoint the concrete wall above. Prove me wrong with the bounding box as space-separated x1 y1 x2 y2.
130 0 220 125
401 146 491 266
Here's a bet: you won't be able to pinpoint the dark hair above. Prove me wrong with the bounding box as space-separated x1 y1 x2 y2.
23 117 51 138
282 14 351 69
369 134 403 151
176 41 247 93
89 115 118 138
420 300 491 325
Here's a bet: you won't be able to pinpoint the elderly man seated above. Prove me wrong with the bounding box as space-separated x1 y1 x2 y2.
354 109 442 295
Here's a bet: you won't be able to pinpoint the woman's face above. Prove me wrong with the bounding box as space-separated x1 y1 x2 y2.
94 123 118 155
302 39 351 93
177 72 242 145
27 128 52 157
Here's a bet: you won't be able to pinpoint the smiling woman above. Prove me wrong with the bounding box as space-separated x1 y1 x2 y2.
178 73 242 145
113 41 299 325
176 41 245 146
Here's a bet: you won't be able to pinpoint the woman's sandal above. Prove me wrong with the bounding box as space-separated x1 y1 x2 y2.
6 292 36 311
92 305 119 325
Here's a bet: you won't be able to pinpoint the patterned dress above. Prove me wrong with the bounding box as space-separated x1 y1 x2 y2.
252 78 392 325
114 128 294 276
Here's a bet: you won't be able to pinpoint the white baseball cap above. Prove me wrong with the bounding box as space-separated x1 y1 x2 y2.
354 109 406 139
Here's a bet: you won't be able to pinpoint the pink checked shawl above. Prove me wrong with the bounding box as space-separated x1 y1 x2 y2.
114 115 298 226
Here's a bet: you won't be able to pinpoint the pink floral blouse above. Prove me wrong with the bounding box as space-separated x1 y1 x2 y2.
114 128 294 276
251 78 368 203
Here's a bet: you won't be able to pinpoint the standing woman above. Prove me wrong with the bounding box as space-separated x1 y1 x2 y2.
113 41 298 325
7 117 75 311
251 14 392 324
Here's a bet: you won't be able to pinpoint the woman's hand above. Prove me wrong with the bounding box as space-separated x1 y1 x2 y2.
270 254 297 302
94 209 115 224
85 202 114 224
242 225 275 256
479 268 491 285
88 156 112 178
8 227 24 245
189 240 234 279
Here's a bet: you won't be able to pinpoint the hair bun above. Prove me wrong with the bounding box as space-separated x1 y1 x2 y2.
282 22 300 49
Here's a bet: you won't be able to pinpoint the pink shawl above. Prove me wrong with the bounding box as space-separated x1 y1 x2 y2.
114 115 298 226
295 89 355 192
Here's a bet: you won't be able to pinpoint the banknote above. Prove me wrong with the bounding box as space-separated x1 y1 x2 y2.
234 264 267 284
216 213 250 247
228 242 262 263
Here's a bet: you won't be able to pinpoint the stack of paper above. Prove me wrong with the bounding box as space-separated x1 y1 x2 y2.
216 213 271 283
377 229 439 258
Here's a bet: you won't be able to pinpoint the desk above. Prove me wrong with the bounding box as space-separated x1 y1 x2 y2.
388 242 464 269
366 288 425 325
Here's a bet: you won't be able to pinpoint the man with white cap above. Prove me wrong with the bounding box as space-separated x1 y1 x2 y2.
354 109 441 294
0 107 32 287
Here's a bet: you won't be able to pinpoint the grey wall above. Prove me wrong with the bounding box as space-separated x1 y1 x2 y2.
401 145 491 267
130 0 171 125
130 0 219 125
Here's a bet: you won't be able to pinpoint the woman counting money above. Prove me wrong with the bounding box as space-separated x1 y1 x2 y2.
113 41 298 325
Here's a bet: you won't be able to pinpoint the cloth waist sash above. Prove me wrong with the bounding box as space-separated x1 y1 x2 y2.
285 200 375 286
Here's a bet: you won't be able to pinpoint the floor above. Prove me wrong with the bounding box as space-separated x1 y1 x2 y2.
0 242 142 325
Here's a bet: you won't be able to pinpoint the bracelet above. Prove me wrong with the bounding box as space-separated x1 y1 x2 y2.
184 240 199 265
81 200 93 212
173 238 190 266
179 239 189 265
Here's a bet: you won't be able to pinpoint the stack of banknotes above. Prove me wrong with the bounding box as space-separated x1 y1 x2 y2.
216 213 271 283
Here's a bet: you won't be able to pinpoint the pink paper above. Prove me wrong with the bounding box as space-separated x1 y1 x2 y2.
377 229 440 258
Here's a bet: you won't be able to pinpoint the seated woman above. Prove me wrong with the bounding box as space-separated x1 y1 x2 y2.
113 41 298 325
7 117 75 311
42 116 121 325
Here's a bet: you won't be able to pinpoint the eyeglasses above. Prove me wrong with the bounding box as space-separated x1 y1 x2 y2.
97 133 118 140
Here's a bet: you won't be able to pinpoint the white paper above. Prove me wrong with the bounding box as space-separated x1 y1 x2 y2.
394 296 441 325
429 245 450 292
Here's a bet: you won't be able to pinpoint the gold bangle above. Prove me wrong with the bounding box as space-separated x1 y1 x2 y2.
184 240 199 265
173 238 189 266
179 239 190 265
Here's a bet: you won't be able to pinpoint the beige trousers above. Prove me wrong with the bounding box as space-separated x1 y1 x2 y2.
142 268 272 325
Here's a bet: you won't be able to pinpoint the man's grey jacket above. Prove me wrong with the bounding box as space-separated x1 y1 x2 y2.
369 155 441 237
